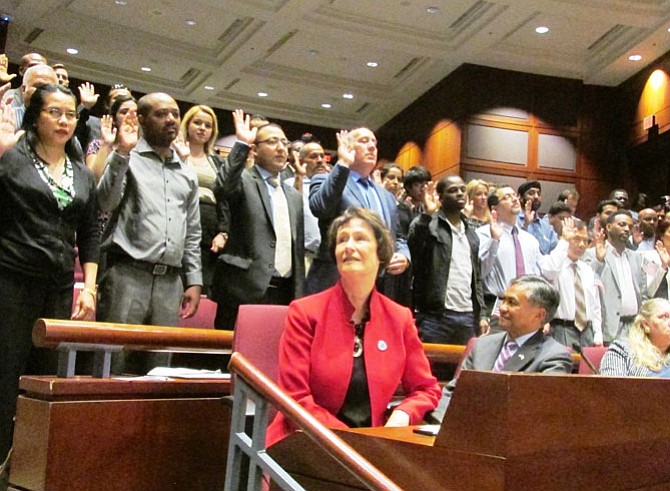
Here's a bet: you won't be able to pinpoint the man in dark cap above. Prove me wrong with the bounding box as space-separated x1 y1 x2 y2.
516 180 557 254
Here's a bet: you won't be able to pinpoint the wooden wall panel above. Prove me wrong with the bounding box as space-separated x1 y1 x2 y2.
377 63 625 219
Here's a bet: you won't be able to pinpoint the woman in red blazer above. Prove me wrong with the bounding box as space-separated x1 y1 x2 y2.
267 206 440 447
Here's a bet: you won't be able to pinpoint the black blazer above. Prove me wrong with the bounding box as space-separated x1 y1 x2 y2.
408 210 485 320
211 141 305 306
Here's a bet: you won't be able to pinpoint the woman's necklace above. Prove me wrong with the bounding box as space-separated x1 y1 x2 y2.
353 322 364 358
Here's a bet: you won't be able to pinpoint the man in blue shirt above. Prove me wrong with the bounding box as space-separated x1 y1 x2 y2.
517 180 557 255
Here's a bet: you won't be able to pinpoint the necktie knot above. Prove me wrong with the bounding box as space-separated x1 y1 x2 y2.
267 176 280 188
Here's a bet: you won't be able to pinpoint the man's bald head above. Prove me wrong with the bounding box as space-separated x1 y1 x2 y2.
20 53 46 75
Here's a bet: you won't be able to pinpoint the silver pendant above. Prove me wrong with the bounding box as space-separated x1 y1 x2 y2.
353 335 363 358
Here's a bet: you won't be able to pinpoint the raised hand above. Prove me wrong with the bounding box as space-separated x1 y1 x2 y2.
78 82 99 110
422 181 440 215
99 114 117 146
292 150 307 176
336 129 354 167
561 216 576 241
171 132 190 159
593 222 607 262
522 199 535 228
116 116 139 156
631 223 643 246
232 109 256 145
0 103 23 156
656 240 670 270
0 54 16 83
490 209 503 241
371 168 382 185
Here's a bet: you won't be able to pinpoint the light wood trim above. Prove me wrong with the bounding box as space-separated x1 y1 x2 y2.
32 318 234 351
229 352 403 491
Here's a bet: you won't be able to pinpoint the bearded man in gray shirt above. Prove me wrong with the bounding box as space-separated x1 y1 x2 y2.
97 93 202 343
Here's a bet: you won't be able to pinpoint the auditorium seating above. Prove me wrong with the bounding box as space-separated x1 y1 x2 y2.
578 345 608 374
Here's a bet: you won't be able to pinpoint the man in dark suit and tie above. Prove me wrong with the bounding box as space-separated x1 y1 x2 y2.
306 128 410 294
211 110 305 329
431 275 573 422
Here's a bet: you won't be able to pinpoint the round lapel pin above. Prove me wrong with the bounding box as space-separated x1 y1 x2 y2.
377 340 388 351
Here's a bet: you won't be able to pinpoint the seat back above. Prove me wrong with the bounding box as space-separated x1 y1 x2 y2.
179 296 217 329
232 304 289 384
578 346 608 374
453 336 478 380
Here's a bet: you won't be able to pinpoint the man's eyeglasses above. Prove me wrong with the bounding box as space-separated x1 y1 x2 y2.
42 107 79 121
256 137 290 147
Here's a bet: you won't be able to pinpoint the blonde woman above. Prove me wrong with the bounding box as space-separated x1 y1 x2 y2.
464 179 491 227
600 298 670 377
177 105 228 295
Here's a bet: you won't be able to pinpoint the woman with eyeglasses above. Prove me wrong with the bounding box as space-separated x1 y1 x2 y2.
176 105 228 296
0 84 99 464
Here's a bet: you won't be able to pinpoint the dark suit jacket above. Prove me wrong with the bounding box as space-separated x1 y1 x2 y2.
431 330 573 422
306 162 410 294
408 211 485 320
210 141 304 307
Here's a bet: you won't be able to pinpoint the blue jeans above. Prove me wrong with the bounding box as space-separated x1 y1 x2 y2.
416 310 476 345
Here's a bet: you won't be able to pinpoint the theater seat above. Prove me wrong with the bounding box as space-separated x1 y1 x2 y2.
453 337 478 380
179 296 217 329
578 346 607 374
232 304 289 385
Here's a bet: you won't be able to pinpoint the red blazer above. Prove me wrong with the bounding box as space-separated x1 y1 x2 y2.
266 282 440 447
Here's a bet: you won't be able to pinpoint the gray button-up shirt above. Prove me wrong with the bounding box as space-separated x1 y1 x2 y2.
97 137 202 286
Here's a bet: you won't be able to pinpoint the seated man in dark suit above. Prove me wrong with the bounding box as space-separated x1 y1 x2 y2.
431 275 573 422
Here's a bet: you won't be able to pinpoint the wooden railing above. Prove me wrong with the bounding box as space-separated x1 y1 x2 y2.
32 318 234 377
227 352 402 491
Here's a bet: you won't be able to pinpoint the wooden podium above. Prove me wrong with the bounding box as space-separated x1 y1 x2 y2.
9 375 231 491
269 371 670 490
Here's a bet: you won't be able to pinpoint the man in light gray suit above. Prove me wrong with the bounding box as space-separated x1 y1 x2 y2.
582 210 666 344
431 275 572 422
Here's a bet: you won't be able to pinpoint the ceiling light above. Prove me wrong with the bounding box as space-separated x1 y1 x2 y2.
426 7 440 14
321 103 332 109
366 61 379 68
140 66 152 72
115 0 127 5
257 92 268 97
342 93 354 99
185 19 196 26
204 85 214 91
628 54 643 62
66 48 79 55
535 26 549 34
308 49 319 56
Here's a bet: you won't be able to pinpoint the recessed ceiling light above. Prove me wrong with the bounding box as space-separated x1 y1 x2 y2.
140 66 152 72
628 54 643 62
204 85 214 91
342 93 354 99
185 19 196 26
66 48 79 55
535 26 549 34
426 7 440 14
308 49 319 56
366 61 379 68
257 92 268 97
321 103 332 109
115 0 127 5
